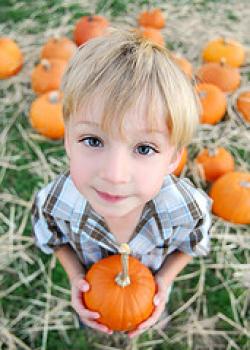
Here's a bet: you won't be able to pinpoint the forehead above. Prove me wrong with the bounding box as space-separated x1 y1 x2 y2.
72 91 169 136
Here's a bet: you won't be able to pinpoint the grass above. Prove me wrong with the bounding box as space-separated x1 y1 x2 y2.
0 0 250 349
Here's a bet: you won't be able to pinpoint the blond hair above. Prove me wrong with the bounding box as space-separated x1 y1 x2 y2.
61 28 200 150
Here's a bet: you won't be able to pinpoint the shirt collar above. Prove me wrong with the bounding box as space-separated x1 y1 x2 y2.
42 172 204 248
151 175 203 226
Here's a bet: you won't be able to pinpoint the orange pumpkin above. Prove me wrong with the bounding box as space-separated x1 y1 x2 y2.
29 91 64 139
138 8 165 29
195 147 235 182
172 53 193 78
196 59 240 93
139 27 165 46
173 147 188 176
74 15 109 46
0 37 23 79
83 244 156 331
210 172 250 224
196 83 227 124
236 91 250 123
41 36 77 61
202 37 245 68
31 58 68 94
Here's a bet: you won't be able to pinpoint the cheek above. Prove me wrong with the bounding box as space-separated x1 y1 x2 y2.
135 159 169 198
69 150 97 188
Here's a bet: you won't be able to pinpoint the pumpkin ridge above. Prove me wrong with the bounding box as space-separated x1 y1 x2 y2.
95 262 119 274
131 286 145 322
116 285 126 330
133 279 156 292
124 286 145 330
101 282 124 330
210 172 250 224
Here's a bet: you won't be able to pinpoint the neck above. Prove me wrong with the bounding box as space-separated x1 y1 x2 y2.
104 204 145 234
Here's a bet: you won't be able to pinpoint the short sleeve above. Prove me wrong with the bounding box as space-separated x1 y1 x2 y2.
31 188 70 254
168 188 212 257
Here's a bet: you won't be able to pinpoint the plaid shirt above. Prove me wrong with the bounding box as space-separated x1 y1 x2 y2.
31 171 212 273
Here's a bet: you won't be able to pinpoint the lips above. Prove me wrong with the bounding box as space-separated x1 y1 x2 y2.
95 189 127 203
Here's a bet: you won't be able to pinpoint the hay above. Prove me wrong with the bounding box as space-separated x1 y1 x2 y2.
0 0 249 349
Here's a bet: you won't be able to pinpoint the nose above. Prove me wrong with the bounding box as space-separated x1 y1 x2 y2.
99 147 131 185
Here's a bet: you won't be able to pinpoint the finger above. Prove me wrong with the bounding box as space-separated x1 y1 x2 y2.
128 300 167 338
153 294 161 306
138 310 159 329
71 274 90 291
72 287 89 307
138 319 152 330
137 305 165 330
72 296 100 318
153 291 167 306
137 318 154 331
78 308 100 320
83 319 113 334
71 286 88 304
76 279 90 292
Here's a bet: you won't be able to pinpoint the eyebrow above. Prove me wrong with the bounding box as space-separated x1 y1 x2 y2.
75 121 166 134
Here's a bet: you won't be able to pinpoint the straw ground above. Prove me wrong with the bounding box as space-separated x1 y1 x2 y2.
0 0 249 349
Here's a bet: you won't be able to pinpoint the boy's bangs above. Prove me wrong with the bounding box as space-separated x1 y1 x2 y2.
62 29 200 149
98 86 168 141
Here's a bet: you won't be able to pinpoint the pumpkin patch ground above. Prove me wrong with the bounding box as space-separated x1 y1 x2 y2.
0 1 249 350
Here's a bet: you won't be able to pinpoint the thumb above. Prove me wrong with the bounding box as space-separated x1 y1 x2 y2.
79 279 90 292
153 294 160 306
73 277 90 292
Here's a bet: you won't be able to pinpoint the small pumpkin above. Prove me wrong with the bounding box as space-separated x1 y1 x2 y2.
236 90 250 123
83 244 156 331
172 53 193 78
138 8 165 29
29 91 64 139
173 147 188 176
209 172 250 224
202 37 245 68
196 83 227 124
196 59 240 93
41 36 77 61
74 15 109 46
31 58 68 94
0 37 23 79
195 147 235 182
138 27 165 46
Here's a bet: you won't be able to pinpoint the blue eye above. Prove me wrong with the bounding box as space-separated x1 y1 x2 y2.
81 137 103 148
136 145 157 155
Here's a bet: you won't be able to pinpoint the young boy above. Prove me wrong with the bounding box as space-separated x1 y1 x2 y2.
31 29 212 338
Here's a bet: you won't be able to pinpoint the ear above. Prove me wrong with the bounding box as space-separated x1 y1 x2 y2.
64 127 71 159
166 148 183 174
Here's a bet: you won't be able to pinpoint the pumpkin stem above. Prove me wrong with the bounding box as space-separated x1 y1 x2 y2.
221 37 229 46
208 148 218 157
240 181 250 188
48 91 60 104
41 59 51 71
53 34 61 42
220 57 227 66
115 243 131 288
198 90 207 99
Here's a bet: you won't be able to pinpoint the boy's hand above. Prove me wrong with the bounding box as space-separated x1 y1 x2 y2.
128 276 169 338
70 274 113 334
